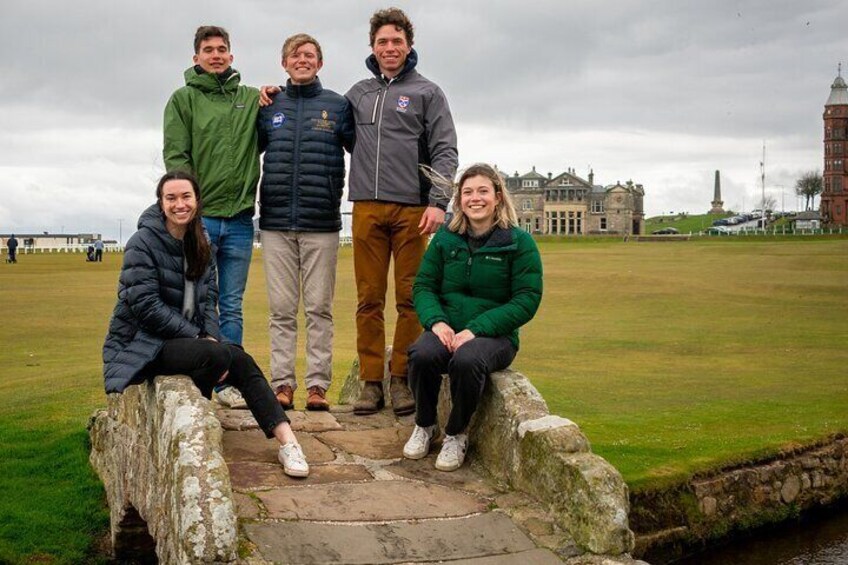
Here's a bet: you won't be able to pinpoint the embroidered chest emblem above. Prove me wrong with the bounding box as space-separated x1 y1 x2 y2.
272 112 285 128
396 95 410 112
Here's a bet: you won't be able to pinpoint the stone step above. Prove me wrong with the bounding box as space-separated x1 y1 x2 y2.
244 512 550 564
254 480 487 521
216 407 342 432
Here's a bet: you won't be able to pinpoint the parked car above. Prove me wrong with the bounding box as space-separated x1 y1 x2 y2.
705 226 731 235
652 227 680 235
712 219 730 226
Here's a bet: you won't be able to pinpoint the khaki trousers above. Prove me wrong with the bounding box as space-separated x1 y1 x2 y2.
352 201 427 382
262 230 339 392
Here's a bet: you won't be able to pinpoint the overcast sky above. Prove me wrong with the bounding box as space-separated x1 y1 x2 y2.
1 0 844 241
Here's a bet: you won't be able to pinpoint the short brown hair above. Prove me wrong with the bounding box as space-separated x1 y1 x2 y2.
369 7 414 47
282 33 323 62
448 164 518 234
194 26 230 54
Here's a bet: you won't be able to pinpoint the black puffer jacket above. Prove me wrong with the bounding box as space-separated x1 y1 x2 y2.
257 78 354 232
102 204 221 393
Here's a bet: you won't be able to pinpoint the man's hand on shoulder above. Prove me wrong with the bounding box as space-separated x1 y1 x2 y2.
259 85 282 107
418 206 445 235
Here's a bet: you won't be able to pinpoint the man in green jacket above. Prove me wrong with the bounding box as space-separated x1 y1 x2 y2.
163 25 260 408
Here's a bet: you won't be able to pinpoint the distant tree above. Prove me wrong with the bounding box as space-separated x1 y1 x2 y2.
795 171 822 211
761 194 778 213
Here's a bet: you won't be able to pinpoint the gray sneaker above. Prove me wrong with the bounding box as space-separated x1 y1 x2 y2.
403 424 439 460
435 433 468 472
216 386 248 409
278 442 310 477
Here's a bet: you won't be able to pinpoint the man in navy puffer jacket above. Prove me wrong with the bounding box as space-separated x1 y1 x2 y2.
257 33 354 411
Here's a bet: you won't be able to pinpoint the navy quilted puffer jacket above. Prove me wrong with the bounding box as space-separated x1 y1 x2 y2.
257 77 354 232
102 204 221 393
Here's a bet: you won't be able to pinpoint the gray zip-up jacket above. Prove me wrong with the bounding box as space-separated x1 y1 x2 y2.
345 50 458 209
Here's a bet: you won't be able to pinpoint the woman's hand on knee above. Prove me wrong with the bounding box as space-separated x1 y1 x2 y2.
432 322 456 350
451 329 476 351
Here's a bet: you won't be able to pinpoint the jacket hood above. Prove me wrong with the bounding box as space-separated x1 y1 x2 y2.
284 77 323 99
136 203 184 251
366 48 418 80
184 65 242 93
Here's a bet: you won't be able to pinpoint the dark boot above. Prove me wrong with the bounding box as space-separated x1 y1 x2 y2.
354 382 385 415
390 376 416 416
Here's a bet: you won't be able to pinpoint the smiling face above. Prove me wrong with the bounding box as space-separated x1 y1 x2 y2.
160 179 198 238
460 175 502 234
372 24 410 78
283 41 323 85
193 36 233 74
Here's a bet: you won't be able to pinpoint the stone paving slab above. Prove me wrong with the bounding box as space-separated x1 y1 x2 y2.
449 548 565 564
216 407 342 432
317 425 414 459
222 430 334 463
229 461 372 490
244 512 538 564
384 456 500 496
255 480 486 521
332 408 414 431
232 492 261 519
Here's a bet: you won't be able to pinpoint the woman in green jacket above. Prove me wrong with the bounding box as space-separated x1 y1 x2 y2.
403 163 543 471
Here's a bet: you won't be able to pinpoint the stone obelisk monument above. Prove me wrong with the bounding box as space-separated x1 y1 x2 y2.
709 170 725 214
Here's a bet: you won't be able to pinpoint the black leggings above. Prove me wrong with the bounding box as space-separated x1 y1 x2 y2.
147 338 289 438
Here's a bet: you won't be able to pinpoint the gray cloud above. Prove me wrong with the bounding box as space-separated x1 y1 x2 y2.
0 0 843 239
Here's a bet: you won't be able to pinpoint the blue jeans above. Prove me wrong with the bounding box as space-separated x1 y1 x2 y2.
202 210 254 346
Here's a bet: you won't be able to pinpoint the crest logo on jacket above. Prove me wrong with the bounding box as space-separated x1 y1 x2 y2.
272 112 285 128
396 95 410 113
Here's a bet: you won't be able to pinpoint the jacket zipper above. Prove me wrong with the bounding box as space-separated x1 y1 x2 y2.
291 94 304 228
374 78 392 199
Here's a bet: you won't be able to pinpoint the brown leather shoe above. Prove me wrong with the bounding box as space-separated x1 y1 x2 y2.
390 376 416 416
275 384 294 410
306 386 330 411
353 382 385 415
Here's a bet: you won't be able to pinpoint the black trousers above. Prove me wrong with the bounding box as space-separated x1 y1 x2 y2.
95 249 103 262
407 331 517 436
147 338 289 438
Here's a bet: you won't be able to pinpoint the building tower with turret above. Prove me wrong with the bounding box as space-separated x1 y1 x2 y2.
822 65 848 226
709 170 725 214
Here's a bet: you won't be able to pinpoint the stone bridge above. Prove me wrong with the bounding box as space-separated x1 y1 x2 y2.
89 364 645 564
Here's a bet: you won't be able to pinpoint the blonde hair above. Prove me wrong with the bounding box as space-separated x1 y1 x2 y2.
281 33 323 62
448 163 518 234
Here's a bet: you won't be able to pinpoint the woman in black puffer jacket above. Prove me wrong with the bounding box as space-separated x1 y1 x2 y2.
102 171 309 477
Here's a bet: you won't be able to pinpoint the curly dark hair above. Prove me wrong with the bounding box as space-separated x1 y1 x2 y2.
369 7 414 46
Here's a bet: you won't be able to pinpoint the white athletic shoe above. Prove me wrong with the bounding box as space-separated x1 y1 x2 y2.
278 442 310 478
403 424 439 460
435 433 468 472
216 386 248 409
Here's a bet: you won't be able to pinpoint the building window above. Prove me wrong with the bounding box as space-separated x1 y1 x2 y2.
600 217 607 230
591 200 604 213
522 199 533 211
535 217 541 231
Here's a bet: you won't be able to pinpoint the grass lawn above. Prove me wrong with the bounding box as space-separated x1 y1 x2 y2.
1 238 846 562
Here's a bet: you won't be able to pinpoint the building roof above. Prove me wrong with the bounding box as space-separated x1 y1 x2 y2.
826 73 848 106
520 166 547 180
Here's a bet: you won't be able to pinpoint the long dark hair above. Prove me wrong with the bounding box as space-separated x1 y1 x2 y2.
156 171 211 280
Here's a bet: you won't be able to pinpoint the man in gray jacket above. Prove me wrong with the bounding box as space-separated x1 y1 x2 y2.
346 7 458 415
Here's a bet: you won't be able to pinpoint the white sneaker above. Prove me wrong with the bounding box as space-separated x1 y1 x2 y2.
278 442 310 477
435 433 468 472
216 386 247 409
403 424 439 460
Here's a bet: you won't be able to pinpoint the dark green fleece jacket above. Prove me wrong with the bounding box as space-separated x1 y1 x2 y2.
413 226 543 350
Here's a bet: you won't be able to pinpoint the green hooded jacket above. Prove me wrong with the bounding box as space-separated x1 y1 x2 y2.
413 226 543 350
163 66 260 218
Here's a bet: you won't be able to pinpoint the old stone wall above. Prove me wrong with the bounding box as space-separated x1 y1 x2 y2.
88 376 237 563
632 435 848 558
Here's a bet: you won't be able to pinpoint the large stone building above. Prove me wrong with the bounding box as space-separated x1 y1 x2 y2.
504 166 645 236
822 66 848 226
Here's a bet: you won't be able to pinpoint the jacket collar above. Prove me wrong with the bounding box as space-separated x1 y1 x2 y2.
284 77 323 98
366 48 418 82
184 65 241 93
446 225 515 249
137 203 183 250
